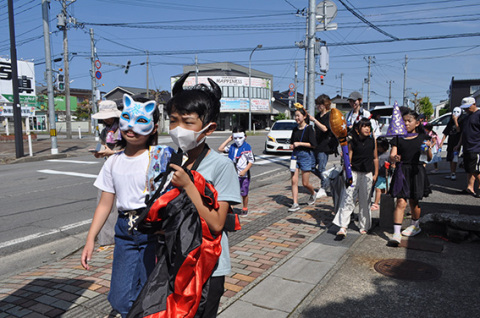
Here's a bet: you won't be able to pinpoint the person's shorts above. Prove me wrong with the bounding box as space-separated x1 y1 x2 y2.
446 150 454 162
295 150 315 172
375 176 387 190
463 152 480 174
239 176 250 197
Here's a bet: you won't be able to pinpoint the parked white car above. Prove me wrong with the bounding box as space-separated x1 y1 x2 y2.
429 112 451 138
429 112 452 151
264 120 297 154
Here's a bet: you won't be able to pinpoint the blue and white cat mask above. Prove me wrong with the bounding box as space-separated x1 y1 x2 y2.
119 94 156 135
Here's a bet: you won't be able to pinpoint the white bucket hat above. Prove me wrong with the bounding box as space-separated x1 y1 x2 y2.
92 100 121 119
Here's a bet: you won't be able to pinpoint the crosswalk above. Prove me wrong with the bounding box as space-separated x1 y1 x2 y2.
37 155 290 179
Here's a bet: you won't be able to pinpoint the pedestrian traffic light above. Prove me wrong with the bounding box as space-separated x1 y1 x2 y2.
125 60 131 74
56 74 65 92
320 75 324 85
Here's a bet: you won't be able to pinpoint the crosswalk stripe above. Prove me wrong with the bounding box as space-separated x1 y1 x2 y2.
38 169 98 179
0 219 93 250
46 159 99 164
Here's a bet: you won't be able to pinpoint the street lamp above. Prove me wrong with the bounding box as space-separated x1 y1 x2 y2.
249 44 262 132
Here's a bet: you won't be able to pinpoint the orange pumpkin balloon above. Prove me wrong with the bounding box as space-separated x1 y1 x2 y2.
329 108 348 146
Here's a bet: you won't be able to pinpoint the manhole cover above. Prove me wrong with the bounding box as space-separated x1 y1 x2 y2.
291 234 306 239
374 259 441 281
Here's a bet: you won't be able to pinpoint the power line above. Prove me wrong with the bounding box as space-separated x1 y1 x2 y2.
337 0 399 40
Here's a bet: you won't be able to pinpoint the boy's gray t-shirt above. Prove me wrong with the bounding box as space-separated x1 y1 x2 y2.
196 149 242 276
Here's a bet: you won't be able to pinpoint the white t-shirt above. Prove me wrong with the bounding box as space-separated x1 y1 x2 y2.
196 149 242 276
94 150 149 211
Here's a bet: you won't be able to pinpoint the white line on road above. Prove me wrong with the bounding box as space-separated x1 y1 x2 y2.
252 168 283 179
0 219 92 250
46 159 99 164
254 157 289 165
38 169 98 179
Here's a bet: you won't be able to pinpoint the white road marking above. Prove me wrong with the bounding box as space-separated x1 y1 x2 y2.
254 156 289 165
252 168 283 179
46 159 99 165
0 219 92 250
38 169 98 179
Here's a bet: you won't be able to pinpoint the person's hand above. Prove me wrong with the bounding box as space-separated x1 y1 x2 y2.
239 169 246 177
227 135 233 142
289 144 294 150
170 164 193 189
392 154 401 163
425 140 432 148
81 241 95 270
293 142 300 148
453 145 459 152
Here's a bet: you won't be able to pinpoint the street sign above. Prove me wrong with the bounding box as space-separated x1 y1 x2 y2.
95 60 101 69
289 83 295 90
95 71 102 80
316 0 337 25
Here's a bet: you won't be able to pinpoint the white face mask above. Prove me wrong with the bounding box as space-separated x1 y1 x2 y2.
168 124 211 152
233 132 246 147
453 107 462 118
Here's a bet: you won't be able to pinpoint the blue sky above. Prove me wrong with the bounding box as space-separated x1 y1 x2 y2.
1 0 479 107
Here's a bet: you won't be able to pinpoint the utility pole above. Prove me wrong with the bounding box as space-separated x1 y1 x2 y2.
195 55 199 85
336 73 344 98
387 80 394 105
365 56 374 109
42 0 58 154
362 78 367 101
146 51 149 98
412 91 419 112
60 0 74 139
7 0 24 158
90 28 99 140
294 60 298 104
403 54 408 107
307 0 316 117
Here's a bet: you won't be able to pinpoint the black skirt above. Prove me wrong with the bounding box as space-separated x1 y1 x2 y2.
390 163 431 200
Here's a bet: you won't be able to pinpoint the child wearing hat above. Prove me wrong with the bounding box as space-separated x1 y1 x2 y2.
91 100 122 158
91 100 122 247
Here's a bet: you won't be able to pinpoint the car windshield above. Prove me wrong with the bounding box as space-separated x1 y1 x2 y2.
272 122 297 130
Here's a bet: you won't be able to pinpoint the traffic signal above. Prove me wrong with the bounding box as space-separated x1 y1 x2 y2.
56 74 65 92
320 75 324 85
125 60 131 74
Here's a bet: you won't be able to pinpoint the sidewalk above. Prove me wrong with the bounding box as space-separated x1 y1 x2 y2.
1 136 480 317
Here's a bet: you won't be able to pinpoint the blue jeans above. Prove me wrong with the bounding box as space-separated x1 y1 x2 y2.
313 152 329 187
108 214 156 317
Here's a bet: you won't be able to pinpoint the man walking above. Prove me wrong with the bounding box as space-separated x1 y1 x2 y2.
456 96 480 198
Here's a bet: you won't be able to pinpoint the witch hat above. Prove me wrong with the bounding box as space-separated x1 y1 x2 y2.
384 102 409 137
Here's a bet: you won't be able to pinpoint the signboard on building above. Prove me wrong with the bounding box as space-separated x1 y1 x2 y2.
171 75 272 112
0 105 35 117
0 57 36 105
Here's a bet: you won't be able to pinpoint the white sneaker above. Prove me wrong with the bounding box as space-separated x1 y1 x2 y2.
308 192 317 205
451 173 456 180
401 225 421 237
288 203 301 212
389 233 402 245
316 188 327 198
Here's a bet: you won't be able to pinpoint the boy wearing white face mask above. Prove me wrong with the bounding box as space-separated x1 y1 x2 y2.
218 127 255 215
163 73 241 317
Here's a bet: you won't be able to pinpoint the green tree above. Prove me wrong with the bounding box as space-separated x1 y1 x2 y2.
418 96 433 119
274 112 286 121
74 100 91 121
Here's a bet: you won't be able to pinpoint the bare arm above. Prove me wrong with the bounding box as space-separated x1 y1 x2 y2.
218 136 233 152
372 139 379 182
239 161 253 177
81 191 115 270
